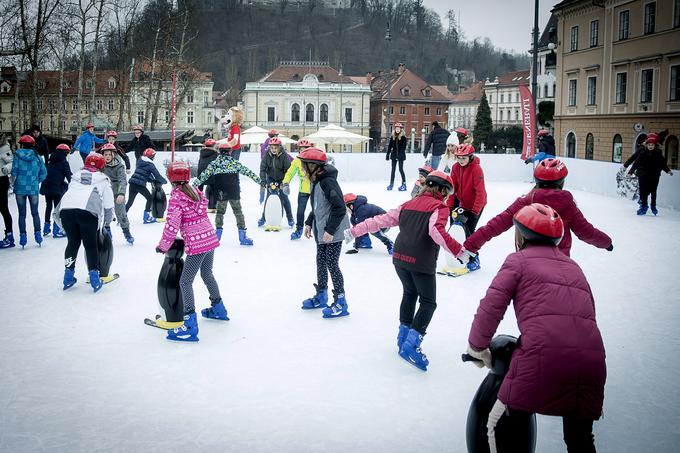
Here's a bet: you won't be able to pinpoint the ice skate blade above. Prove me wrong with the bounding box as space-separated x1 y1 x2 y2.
301 303 325 310
399 352 428 371
166 334 199 342
322 310 349 318
63 280 77 291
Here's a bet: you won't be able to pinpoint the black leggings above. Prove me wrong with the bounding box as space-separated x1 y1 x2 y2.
638 175 660 209
60 209 99 271
394 266 436 335
316 242 344 294
499 409 596 452
390 159 406 185
44 194 62 224
0 176 11 234
296 192 310 230
125 183 152 212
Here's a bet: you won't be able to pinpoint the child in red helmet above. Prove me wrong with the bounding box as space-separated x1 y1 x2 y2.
12 135 47 248
386 122 408 191
524 129 556 164
157 161 224 342
258 137 294 227
125 148 167 224
100 143 134 244
623 133 673 215
343 193 393 255
467 203 606 452
410 165 432 198
39 143 72 238
345 171 467 371
105 130 130 171
465 158 612 257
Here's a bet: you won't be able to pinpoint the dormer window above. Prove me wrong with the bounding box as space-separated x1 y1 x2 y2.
108 78 116 89
86 79 93 89
401 86 411 96
424 88 431 97
0 82 10 93
37 80 46 89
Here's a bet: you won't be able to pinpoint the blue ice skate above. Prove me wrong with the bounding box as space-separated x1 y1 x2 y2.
42 222 51 236
398 182 407 191
386 239 394 255
397 324 410 349
52 223 66 238
322 291 349 318
302 284 328 309
238 229 253 246
19 232 27 248
123 228 134 244
355 235 372 249
63 268 77 290
386 184 393 191
637 205 648 216
167 313 199 342
201 299 229 321
0 232 15 248
288 218 295 228
399 328 429 371
89 269 103 293
34 231 42 246
467 255 481 272
651 207 658 216
290 228 303 240
257 216 265 227
215 227 223 241
143 211 157 224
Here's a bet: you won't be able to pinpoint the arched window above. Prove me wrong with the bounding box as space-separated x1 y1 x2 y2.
544 83 549 97
566 132 576 158
585 133 594 160
320 103 328 123
666 135 679 169
291 103 300 122
612 134 623 163
306 103 314 122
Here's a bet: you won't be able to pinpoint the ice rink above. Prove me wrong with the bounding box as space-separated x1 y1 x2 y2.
1 153 679 452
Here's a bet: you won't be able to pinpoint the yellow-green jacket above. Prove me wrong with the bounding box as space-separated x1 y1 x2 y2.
282 157 310 194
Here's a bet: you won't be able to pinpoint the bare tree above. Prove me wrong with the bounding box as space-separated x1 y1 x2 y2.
71 0 98 128
46 8 77 137
88 0 107 123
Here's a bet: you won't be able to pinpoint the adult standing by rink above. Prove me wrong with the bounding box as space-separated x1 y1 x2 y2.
623 133 673 216
386 122 408 191
22 125 50 165
422 121 450 170
129 124 155 162
72 122 106 163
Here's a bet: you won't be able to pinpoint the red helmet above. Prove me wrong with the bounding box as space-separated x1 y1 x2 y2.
454 143 475 156
537 129 549 137
268 129 279 137
204 138 216 147
513 203 564 245
298 147 328 165
425 170 453 191
100 143 116 152
269 137 282 146
18 135 36 145
132 124 143 131
56 143 71 152
534 158 568 184
454 127 469 137
106 130 118 138
645 133 658 144
167 161 191 184
418 165 433 176
394 122 404 129
143 148 156 159
85 152 106 171
86 122 94 129
297 139 312 148
343 193 358 205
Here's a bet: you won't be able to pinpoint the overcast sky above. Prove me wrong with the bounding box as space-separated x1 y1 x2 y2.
424 0 554 54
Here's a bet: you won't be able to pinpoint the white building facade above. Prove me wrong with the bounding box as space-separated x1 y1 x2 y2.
484 70 531 129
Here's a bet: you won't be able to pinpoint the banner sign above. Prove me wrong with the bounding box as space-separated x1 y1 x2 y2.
519 85 536 160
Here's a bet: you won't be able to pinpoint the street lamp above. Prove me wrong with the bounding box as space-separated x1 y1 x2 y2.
421 128 426 154
410 127 415 153
531 0 539 110
385 22 392 142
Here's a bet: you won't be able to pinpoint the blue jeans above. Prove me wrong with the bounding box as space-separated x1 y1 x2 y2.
16 194 41 234
429 154 442 170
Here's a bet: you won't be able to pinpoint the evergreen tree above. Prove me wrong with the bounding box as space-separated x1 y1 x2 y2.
474 92 493 150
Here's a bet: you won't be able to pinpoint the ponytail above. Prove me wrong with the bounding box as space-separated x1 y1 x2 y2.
174 182 200 201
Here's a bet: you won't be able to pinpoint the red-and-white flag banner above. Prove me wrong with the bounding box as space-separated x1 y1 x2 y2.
519 85 536 160
171 70 177 162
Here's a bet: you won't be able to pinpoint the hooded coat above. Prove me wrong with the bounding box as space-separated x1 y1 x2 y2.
55 169 115 229
129 156 167 187
447 155 487 215
40 150 72 196
349 195 386 225
11 148 46 196
387 133 407 161
101 155 127 197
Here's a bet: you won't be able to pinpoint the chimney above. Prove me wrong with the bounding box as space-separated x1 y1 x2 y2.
398 63 405 75
366 71 373 84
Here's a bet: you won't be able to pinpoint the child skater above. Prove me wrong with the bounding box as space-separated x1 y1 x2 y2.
40 143 72 238
105 130 131 172
410 165 432 198
466 203 606 453
446 143 487 274
125 148 167 224
343 193 393 255
299 148 351 319
258 137 294 228
156 161 225 342
345 171 468 371
464 158 612 258
12 134 47 248
54 153 114 292
193 143 261 245
100 143 134 245
282 138 313 240
436 134 459 173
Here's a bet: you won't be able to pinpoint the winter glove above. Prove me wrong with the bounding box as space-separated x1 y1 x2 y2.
155 246 165 254
524 159 532 165
466 344 492 369
282 183 290 196
343 228 354 244
259 187 265 204
606 244 613 252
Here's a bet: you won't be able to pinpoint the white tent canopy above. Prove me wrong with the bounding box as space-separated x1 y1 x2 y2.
304 124 371 145
217 126 296 146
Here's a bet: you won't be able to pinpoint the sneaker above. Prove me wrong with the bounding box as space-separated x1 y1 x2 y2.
167 313 199 342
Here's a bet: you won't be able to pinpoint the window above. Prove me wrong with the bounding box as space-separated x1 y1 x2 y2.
590 20 599 47
165 110 169 124
48 100 55 111
204 91 209 105
61 120 66 131
641 69 653 103
305 103 314 122
49 117 55 131
489 95 492 104
424 107 430 115
37 100 43 110
587 77 597 105
345 108 352 123
137 111 144 124
570 26 579 51
671 65 680 101
108 79 116 89
37 80 45 89
86 80 92 89
515 93 519 102
436 107 442 116
267 107 275 122
566 132 576 158
72 99 78 111
402 87 411 96
320 104 328 122
500 94 505 103
0 83 9 93
424 125 429 133
206 112 211 124
568 79 577 106
291 103 300 122
187 111 194 124
507 109 511 120
399 106 406 115
619 10 629 40
515 109 519 120
500 110 504 121
96 99 103 111
666 135 679 168
108 99 114 110
644 2 656 34
544 83 549 98
186 93 194 103
424 88 431 97
675 0 680 28
616 73 627 103
612 134 623 162
585 133 594 160
84 100 91 112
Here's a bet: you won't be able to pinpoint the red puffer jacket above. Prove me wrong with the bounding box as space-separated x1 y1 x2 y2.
447 156 487 215
468 245 606 420
464 188 612 256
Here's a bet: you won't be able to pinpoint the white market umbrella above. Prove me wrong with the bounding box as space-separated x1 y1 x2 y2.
217 125 296 146
305 124 370 145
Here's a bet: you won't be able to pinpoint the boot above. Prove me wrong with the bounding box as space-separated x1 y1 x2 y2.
322 290 349 318
19 232 27 248
122 228 134 245
52 223 66 238
0 232 15 249
257 216 265 227
288 218 295 228
201 299 229 320
356 235 372 249
167 312 199 342
43 222 51 236
89 269 103 293
215 227 223 241
651 206 658 216
637 205 648 216
399 328 429 371
143 211 157 224
386 183 394 191
63 268 77 290
290 228 303 240
467 255 481 272
34 231 43 247
397 324 410 350
385 239 394 256
238 229 253 246
301 284 328 309
398 182 407 191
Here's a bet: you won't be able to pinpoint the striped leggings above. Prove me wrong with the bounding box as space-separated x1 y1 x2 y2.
180 250 221 314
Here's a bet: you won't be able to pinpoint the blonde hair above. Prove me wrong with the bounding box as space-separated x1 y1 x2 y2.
174 182 200 202
228 106 244 125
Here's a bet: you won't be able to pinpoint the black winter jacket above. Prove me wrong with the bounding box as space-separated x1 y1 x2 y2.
387 134 408 161
129 134 155 160
197 147 218 185
40 151 72 196
305 165 350 241
350 195 386 225
129 157 167 187
424 126 450 157
260 151 292 184
625 146 671 179
538 135 556 154
22 129 50 164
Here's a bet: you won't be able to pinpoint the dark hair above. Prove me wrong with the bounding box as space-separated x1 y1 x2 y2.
31 124 41 133
535 180 564 190
431 121 440 128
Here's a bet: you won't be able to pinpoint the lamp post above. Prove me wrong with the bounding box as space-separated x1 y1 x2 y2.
410 127 415 153
421 128 426 154
531 0 539 110
385 22 392 143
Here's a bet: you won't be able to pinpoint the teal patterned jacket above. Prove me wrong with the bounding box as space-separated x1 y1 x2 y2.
192 154 261 187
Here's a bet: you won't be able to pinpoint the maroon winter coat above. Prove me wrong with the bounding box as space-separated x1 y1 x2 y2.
464 188 612 256
468 245 606 420
446 155 487 215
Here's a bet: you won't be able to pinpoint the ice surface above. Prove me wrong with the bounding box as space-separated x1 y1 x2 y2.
1 155 679 452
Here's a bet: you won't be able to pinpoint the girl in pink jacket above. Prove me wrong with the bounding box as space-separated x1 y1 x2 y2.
346 171 467 371
466 203 606 452
156 161 225 342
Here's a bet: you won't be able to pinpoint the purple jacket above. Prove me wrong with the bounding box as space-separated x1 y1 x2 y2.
468 245 606 420
157 187 219 256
